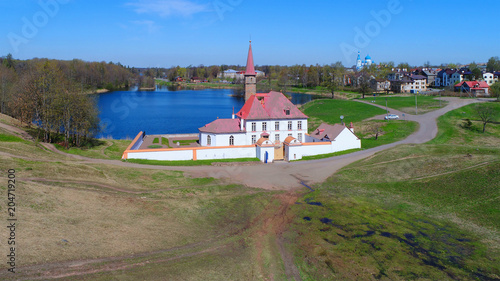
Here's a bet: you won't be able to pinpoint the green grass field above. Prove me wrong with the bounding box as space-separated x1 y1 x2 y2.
358 120 419 149
370 95 448 114
54 139 131 160
302 99 386 127
0 132 29 143
286 102 500 280
430 102 500 146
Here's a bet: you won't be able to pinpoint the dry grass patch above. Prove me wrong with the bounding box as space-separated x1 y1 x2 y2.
0 178 272 268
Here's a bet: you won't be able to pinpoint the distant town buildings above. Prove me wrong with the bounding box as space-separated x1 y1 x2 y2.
217 69 265 80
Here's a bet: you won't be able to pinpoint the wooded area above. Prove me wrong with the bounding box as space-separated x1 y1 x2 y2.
0 55 139 147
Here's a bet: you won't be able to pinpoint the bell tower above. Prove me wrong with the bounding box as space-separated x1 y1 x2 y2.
244 41 257 101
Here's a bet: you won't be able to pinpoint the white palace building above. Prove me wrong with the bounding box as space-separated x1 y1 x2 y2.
122 42 361 163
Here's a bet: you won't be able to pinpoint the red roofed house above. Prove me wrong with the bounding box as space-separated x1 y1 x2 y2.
454 81 490 97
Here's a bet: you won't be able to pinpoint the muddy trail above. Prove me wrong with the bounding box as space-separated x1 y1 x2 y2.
251 191 302 281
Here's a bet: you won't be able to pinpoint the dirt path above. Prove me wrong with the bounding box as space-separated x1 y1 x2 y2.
0 121 34 141
251 191 302 280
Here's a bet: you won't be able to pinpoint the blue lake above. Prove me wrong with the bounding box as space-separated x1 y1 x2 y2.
96 87 318 139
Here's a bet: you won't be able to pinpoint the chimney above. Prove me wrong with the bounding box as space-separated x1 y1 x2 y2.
232 107 235 119
349 122 354 133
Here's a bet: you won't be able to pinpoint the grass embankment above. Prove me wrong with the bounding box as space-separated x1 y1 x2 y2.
429 102 500 146
287 102 500 280
369 94 448 115
297 148 362 161
54 139 131 160
357 120 419 149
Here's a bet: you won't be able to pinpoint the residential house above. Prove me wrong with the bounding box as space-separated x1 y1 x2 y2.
390 74 427 93
413 69 438 86
435 69 457 87
190 77 202 83
483 72 499 86
387 71 409 81
454 81 490 97
370 78 391 92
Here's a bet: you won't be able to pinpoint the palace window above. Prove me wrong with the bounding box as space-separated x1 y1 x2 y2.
207 135 211 146
288 133 292 137
251 135 256 144
297 121 302 130
251 122 256 131
275 122 280 130
288 121 292 130
229 135 234 146
262 122 267 131
275 134 280 142
298 133 302 142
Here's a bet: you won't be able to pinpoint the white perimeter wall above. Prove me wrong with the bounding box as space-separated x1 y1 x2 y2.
196 146 255 160
128 149 193 161
199 132 246 147
127 146 257 161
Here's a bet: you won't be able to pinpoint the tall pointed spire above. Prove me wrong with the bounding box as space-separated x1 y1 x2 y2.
245 41 256 75
244 41 257 101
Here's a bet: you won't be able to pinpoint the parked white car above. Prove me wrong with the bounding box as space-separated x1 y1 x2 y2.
385 114 399 120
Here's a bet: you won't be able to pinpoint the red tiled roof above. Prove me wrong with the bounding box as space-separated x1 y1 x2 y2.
199 118 242 134
245 41 256 75
236 91 308 120
455 81 490 88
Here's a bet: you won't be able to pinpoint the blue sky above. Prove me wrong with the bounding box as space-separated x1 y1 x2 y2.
1 0 499 68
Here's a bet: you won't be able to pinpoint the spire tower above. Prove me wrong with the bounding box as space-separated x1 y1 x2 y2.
244 41 257 101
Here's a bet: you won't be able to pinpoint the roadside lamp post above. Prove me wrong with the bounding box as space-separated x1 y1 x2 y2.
340 115 344 125
415 92 418 115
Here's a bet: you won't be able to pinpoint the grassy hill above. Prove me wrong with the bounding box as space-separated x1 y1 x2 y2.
287 102 500 280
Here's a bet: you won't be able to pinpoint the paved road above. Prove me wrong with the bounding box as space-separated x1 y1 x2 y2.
1 97 483 190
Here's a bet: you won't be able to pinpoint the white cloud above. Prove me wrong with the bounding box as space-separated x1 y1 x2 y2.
131 20 161 33
127 0 210 17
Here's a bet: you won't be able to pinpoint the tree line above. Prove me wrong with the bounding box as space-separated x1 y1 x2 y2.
0 55 139 147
